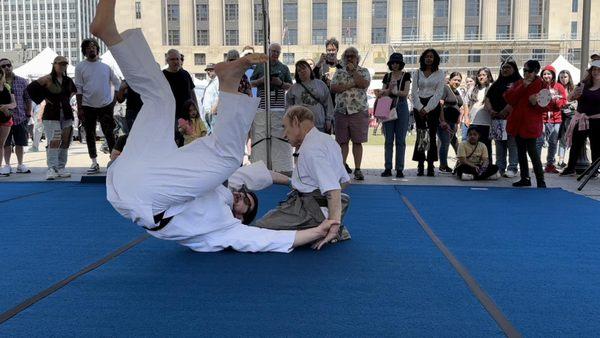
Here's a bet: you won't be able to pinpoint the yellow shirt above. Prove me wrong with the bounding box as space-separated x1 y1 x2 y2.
457 141 488 166
182 117 208 145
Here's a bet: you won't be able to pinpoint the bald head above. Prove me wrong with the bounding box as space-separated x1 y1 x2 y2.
268 43 281 62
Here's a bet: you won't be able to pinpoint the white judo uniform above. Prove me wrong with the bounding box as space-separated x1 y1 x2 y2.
106 29 296 253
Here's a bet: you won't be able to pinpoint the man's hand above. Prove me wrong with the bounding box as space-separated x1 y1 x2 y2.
419 108 427 117
271 76 283 86
325 120 332 134
528 94 538 106
346 62 356 72
312 220 341 250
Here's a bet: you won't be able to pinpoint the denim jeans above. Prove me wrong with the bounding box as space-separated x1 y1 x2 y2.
383 99 409 171
536 123 560 165
436 122 457 168
494 136 518 173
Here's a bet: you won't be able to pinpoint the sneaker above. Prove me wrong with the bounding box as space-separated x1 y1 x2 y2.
544 164 559 174
512 178 532 187
0 165 9 176
461 173 474 181
557 162 567 169
560 168 576 176
46 168 58 180
503 170 517 178
344 163 352 174
380 169 392 177
28 146 39 152
354 169 365 181
86 163 100 174
16 164 31 174
488 172 501 180
56 168 71 178
396 170 404 178
439 165 453 173
537 180 547 188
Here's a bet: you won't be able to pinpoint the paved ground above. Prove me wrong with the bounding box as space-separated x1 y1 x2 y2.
2 138 599 201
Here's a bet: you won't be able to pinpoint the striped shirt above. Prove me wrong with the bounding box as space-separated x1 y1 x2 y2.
8 76 31 125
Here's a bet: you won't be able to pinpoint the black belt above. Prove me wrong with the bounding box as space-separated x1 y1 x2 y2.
144 211 173 231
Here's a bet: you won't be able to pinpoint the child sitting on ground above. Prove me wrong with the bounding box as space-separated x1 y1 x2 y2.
456 126 500 181
178 99 207 145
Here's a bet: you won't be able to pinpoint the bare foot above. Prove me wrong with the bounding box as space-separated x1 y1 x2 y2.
90 0 122 46
216 53 268 93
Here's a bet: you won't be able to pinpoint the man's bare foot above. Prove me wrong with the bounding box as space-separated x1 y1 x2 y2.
90 0 122 46
216 53 268 93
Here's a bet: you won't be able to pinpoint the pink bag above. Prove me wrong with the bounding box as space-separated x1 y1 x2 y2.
373 96 394 119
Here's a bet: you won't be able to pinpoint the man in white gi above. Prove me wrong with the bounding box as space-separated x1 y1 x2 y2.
91 0 338 253
253 105 352 248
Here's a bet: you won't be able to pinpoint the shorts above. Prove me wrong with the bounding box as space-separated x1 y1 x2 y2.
3 121 28 147
334 111 369 144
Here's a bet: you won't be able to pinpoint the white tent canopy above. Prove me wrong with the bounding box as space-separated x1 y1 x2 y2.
551 55 581 83
13 47 75 79
100 50 124 79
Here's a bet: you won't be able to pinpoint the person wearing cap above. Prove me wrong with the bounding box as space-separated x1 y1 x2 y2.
26 56 77 180
504 60 547 188
91 1 337 253
201 62 219 133
376 53 411 178
0 58 33 176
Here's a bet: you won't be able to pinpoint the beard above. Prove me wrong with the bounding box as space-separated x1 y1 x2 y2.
88 52 97 59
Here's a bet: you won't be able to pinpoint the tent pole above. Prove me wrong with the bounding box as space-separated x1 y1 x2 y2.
262 0 272 170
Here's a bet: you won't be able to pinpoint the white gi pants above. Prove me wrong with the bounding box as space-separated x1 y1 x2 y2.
107 29 295 253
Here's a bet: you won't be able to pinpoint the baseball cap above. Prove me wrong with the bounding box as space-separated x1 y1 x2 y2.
205 63 215 70
53 56 69 64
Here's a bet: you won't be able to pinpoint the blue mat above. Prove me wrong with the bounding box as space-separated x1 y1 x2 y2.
0 182 76 202
0 185 500 337
398 185 600 336
0 183 142 312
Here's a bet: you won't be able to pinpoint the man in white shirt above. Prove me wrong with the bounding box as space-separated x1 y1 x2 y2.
75 37 121 174
254 105 351 249
92 0 336 253
201 63 219 133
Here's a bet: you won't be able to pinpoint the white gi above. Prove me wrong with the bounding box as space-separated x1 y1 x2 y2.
106 29 295 253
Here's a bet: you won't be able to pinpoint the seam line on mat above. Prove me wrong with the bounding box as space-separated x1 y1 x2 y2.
0 184 76 204
395 186 522 338
0 233 150 325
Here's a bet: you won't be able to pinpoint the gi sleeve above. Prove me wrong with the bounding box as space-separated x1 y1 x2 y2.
228 161 273 191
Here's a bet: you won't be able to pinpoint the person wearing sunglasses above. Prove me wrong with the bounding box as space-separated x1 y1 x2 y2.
504 60 547 188
93 1 337 253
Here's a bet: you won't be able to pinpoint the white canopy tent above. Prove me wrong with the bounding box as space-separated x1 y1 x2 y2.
99 50 124 79
551 55 581 82
13 47 75 80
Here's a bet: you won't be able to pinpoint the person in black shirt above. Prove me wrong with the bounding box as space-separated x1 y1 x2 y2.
116 80 142 133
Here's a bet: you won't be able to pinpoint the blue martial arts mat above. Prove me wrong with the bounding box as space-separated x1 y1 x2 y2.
0 183 599 337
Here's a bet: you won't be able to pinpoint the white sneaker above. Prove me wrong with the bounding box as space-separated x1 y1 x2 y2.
56 168 71 178
488 172 501 180
46 168 58 180
16 164 31 173
28 146 39 152
0 165 10 176
461 173 474 181
503 170 517 178
86 163 100 174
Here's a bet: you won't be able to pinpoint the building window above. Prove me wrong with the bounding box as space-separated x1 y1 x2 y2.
312 3 327 21
530 0 544 16
468 49 481 63
197 4 209 21
254 29 264 45
439 51 450 64
465 25 479 40
225 29 239 45
500 49 514 63
372 28 387 44
434 0 449 17
403 0 418 19
196 30 209 45
283 3 297 21
568 48 581 64
497 25 510 39
135 1 142 19
532 48 546 62
168 30 180 45
466 0 480 17
254 3 263 21
402 27 418 41
284 28 298 45
528 24 542 39
498 0 511 16
195 73 207 80
167 4 179 21
283 53 295 65
404 50 418 64
342 1 357 21
342 27 357 44
194 53 206 65
571 21 578 39
433 26 448 41
225 4 238 21
572 0 578 12
312 29 327 45
373 1 387 19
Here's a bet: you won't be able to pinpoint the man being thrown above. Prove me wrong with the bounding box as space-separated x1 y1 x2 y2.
93 0 337 253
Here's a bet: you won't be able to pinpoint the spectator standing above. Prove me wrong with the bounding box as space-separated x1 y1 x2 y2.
163 48 197 146
460 75 476 140
504 60 547 188
485 60 521 178
0 67 16 176
75 38 120 174
377 53 411 178
115 79 143 133
0 58 33 174
28 101 45 152
537 65 567 173
313 38 343 102
178 99 207 145
557 70 576 168
28 56 78 180
411 49 446 177
226 50 253 97
250 43 294 174
438 71 463 173
468 68 494 162
201 63 219 133
331 47 371 180
241 46 257 97
286 60 333 133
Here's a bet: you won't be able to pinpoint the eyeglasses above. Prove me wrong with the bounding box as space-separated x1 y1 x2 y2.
0 64 11 68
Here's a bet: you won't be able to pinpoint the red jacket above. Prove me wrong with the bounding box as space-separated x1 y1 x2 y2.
504 77 547 139
541 65 568 123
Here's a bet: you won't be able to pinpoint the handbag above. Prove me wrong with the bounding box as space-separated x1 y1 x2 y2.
373 96 393 119
490 119 507 141
416 128 430 152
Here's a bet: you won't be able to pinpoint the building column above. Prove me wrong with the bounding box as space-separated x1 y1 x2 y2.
419 0 434 41
513 0 529 40
328 0 342 43
180 0 194 45
388 0 402 42
269 0 283 43
298 0 312 46
357 0 372 47
450 0 466 40
481 0 497 40
239 0 253 46
208 0 223 45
